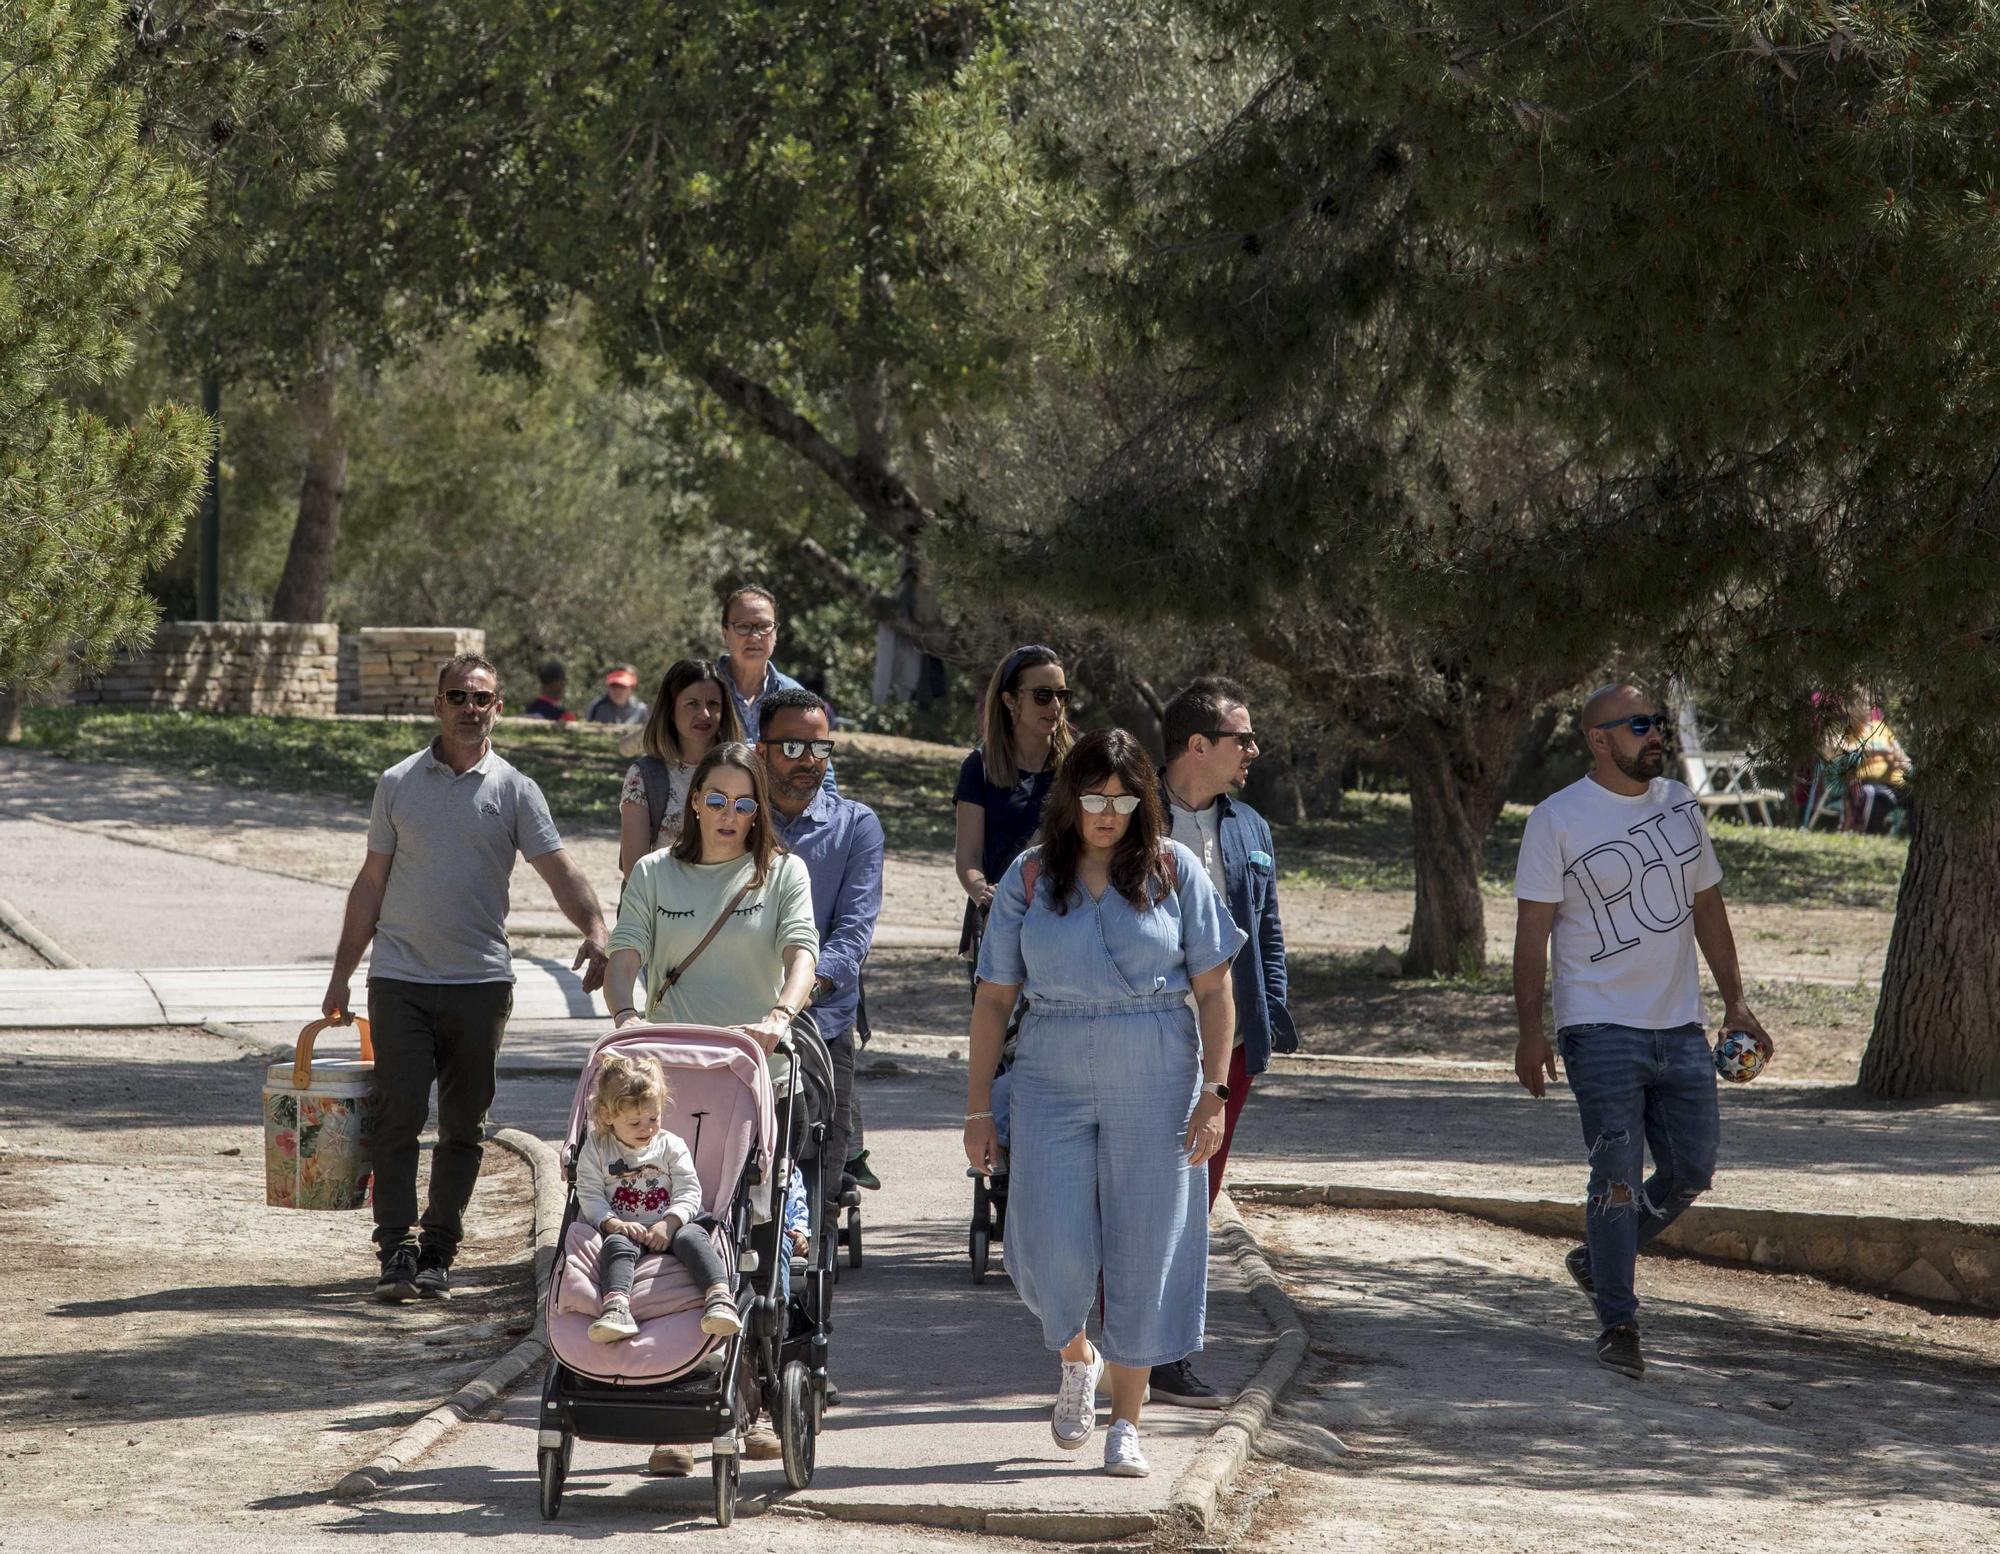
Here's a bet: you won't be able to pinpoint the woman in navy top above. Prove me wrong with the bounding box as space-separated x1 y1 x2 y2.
953 644 1073 980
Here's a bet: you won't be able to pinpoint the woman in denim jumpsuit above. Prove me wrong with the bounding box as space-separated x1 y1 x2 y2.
965 729 1244 1478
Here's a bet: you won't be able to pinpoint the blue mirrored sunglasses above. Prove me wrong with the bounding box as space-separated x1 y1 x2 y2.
1593 714 1669 736
701 792 759 815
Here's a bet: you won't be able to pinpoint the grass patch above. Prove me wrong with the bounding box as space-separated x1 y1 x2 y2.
17 706 963 850
1270 790 1906 911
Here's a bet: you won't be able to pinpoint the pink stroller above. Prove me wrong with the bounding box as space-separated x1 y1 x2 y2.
535 1019 838 1526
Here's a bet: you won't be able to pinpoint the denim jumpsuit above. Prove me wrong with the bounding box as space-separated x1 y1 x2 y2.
976 841 1246 1369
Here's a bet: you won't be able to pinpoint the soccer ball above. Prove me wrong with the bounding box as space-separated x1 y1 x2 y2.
1714 1030 1766 1083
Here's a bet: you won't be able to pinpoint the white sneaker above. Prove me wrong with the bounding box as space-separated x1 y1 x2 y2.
588 1298 639 1342
1103 1418 1150 1477
1051 1344 1104 1450
700 1292 742 1338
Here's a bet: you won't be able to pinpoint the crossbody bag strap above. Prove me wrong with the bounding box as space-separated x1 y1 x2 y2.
658 880 756 990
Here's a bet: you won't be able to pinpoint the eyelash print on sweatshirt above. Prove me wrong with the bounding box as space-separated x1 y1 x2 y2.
656 906 695 919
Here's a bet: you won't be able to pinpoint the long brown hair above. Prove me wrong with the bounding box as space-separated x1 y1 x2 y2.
642 658 744 766
980 643 1073 788
670 741 782 888
1034 728 1174 915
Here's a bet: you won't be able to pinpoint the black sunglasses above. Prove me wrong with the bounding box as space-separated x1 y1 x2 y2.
760 738 835 760
1593 713 1669 736
1201 729 1256 747
1024 686 1072 707
442 688 497 708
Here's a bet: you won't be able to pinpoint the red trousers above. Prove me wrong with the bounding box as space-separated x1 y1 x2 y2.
1206 1043 1254 1208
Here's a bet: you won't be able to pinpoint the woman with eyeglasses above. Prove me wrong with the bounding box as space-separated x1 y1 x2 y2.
964 729 1245 1479
618 660 746 880
605 742 818 1057
954 645 1074 986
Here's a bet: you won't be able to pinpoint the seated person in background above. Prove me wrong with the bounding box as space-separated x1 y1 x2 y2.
1834 703 1910 834
588 666 650 726
524 660 577 722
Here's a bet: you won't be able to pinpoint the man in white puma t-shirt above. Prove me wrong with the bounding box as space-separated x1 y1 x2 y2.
1512 683 1774 1381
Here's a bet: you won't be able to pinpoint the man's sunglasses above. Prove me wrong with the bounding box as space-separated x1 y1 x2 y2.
1202 729 1256 747
442 688 497 708
760 738 835 760
701 792 760 815
1079 794 1141 816
1593 714 1669 736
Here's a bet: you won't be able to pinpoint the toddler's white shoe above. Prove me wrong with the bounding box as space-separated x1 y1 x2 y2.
1103 1418 1149 1477
588 1297 639 1342
700 1290 743 1337
1051 1345 1104 1450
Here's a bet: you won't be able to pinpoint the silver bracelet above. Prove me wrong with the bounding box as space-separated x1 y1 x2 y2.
964 1110 994 1122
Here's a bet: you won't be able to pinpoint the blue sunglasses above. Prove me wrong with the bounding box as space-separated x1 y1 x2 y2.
1593 714 1669 736
701 792 759 815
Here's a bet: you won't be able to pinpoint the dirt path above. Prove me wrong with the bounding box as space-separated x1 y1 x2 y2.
1241 1204 2000 1554
0 1026 534 1521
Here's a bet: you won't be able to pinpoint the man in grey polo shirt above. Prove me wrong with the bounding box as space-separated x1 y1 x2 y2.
321 653 609 1302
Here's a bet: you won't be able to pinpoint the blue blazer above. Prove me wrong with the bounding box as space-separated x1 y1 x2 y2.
1170 783 1298 1076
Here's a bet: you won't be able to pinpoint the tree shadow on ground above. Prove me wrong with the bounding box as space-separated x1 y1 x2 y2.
1265 1231 2000 1511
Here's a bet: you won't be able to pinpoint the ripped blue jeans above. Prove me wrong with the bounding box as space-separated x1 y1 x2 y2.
1557 1023 1719 1332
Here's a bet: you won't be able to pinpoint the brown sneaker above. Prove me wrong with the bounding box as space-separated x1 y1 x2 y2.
742 1422 782 1460
645 1443 694 1476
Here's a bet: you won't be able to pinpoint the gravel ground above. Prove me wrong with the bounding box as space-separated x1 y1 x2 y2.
0 1026 535 1522
1240 1203 2000 1554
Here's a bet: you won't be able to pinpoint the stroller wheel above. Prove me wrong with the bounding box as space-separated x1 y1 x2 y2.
780 1359 818 1490
712 1449 738 1527
537 1444 566 1521
846 1207 863 1268
969 1224 990 1285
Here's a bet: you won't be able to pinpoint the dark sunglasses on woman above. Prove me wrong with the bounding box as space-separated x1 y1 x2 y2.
701 792 760 815
442 688 497 708
1028 686 1072 707
1078 794 1141 816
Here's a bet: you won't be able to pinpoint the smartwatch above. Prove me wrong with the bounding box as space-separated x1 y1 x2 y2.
1201 1081 1232 1102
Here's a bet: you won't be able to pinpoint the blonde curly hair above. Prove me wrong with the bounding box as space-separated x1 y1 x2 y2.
588 1053 671 1136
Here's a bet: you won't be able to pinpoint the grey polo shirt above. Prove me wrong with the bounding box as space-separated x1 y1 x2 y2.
365 740 564 984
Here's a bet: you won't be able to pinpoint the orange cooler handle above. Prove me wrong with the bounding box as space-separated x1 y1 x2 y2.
293 1013 375 1091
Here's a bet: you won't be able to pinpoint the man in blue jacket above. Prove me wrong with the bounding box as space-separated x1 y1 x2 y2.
1154 676 1298 1405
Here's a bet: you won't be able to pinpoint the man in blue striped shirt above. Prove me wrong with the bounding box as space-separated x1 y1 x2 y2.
759 687 885 1205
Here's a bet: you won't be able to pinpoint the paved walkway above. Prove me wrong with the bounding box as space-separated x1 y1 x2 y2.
0 1022 1266 1537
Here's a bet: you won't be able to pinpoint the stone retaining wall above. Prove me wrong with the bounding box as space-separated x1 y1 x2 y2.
1233 1180 2000 1310
73 623 338 716
337 628 487 715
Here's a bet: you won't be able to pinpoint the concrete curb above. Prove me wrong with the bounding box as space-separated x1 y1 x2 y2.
0 894 79 969
1231 1179 2000 1311
332 1127 563 1499
1159 1190 1313 1540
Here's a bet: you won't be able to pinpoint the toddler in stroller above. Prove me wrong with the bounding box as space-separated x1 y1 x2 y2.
574 1053 742 1344
536 1018 839 1527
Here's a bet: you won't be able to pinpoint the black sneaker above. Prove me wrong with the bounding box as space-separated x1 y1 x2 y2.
1596 1323 1644 1379
375 1244 419 1303
1565 1245 1595 1299
414 1248 452 1300
846 1151 881 1191
1148 1358 1228 1410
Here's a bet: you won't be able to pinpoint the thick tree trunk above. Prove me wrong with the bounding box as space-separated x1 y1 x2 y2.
269 345 348 623
1858 799 2000 1097
1394 701 1533 976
